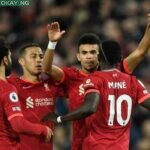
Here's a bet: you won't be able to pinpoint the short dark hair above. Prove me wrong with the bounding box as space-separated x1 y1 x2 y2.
99 40 122 66
0 36 11 63
77 33 101 51
19 43 40 58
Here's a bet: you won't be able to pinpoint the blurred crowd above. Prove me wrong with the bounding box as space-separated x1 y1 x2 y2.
0 0 150 149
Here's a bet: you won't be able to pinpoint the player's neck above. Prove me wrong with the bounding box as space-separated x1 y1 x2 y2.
81 68 93 74
100 63 117 70
21 74 40 83
0 66 6 81
81 65 98 74
0 76 6 81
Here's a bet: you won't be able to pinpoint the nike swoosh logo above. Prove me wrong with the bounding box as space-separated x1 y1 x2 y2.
22 86 33 89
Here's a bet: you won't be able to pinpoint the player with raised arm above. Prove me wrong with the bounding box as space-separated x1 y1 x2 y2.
0 37 53 150
43 40 150 150
41 14 150 150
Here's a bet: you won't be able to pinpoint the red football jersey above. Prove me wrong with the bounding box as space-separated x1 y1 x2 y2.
60 66 89 150
60 59 131 150
0 79 23 150
82 69 150 150
7 74 63 150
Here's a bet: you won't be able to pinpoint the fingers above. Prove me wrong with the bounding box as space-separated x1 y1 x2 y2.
60 30 66 36
48 127 53 136
47 24 51 31
45 127 53 142
47 22 60 31
54 22 60 31
47 21 65 41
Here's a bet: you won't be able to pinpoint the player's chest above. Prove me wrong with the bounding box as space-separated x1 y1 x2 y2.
17 83 55 109
67 73 87 95
67 79 86 110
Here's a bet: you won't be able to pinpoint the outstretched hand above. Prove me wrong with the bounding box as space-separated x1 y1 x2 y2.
47 22 66 42
41 112 58 123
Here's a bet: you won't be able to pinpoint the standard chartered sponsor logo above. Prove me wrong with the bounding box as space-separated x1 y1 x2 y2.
26 97 34 108
35 98 54 106
79 84 85 95
26 97 54 109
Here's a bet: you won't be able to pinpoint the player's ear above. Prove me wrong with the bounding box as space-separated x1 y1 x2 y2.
76 53 81 62
3 56 9 66
18 58 25 66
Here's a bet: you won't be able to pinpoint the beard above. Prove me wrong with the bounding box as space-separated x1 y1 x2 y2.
5 62 12 76
84 64 99 73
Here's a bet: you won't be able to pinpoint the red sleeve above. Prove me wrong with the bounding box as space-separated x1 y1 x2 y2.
2 84 47 137
2 87 23 119
54 67 77 97
9 116 47 136
56 66 70 85
55 67 65 85
122 59 132 74
39 67 66 85
136 79 150 104
58 66 78 84
117 59 132 74
83 74 100 96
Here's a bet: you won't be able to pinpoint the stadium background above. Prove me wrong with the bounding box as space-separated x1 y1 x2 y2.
0 0 150 149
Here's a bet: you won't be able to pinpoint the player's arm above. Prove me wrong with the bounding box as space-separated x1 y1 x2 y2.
135 79 150 110
9 116 52 142
3 90 53 141
124 14 150 73
42 92 99 123
42 22 65 82
61 92 99 122
140 98 150 110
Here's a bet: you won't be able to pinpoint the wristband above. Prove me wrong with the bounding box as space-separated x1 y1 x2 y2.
47 41 57 50
57 116 62 123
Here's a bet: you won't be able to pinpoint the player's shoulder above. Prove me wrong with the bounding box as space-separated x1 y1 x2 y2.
7 74 27 88
62 66 80 77
85 71 104 84
62 66 78 72
131 76 144 86
7 73 20 84
0 80 18 104
0 79 17 92
7 73 18 79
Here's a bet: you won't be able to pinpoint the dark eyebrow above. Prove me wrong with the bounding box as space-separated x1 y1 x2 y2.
90 49 97 52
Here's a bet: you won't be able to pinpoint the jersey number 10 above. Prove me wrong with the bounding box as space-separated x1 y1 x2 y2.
108 94 132 126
